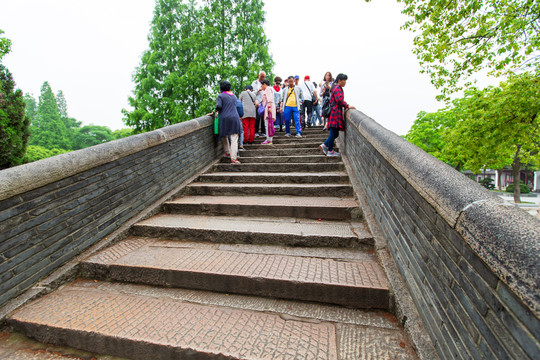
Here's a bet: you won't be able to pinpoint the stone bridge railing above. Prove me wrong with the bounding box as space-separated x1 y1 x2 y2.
0 116 220 315
342 110 539 360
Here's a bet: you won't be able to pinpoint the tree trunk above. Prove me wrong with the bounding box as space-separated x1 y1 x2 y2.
512 146 522 203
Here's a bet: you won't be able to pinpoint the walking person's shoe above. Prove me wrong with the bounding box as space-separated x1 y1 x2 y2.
284 133 291 137
224 152 231 158
261 140 273 145
231 159 241 164
255 133 260 138
239 146 246 151
327 150 340 157
319 143 328 155
295 133 302 138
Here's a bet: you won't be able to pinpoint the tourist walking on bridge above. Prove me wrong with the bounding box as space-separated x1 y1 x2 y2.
280 76 304 137
299 75 317 129
209 81 242 164
260 79 276 145
319 73 355 157
273 77 284 132
239 85 257 144
320 71 334 130
251 71 266 138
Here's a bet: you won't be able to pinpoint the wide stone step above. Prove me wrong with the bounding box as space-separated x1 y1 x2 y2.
212 162 344 172
8 281 416 360
81 238 389 309
197 171 350 184
164 195 361 220
240 148 322 157
184 182 353 197
222 155 341 164
244 142 333 150
131 214 374 248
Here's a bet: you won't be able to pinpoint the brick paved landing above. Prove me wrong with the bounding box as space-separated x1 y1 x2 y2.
81 238 389 309
8 281 417 360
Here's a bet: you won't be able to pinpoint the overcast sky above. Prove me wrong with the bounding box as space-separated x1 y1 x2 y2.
1 0 445 135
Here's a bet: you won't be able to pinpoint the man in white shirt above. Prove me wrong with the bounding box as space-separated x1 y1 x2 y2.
299 75 317 129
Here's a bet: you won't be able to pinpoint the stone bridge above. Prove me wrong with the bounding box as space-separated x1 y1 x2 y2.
0 111 538 359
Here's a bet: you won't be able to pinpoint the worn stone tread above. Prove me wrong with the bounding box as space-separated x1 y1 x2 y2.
185 182 353 197
7 281 417 360
82 238 389 308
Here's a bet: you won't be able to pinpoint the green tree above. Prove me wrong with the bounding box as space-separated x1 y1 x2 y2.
31 82 71 150
56 90 81 148
73 125 114 149
24 93 38 125
124 0 274 132
445 71 540 202
23 145 70 163
0 65 30 169
112 128 133 139
392 0 540 98
0 29 11 62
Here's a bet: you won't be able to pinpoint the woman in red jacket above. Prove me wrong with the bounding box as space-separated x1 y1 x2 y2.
319 73 356 156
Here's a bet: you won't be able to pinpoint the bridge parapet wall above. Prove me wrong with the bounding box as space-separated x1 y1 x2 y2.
343 110 539 359
0 116 218 310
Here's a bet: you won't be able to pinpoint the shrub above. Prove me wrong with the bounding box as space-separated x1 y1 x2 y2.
506 181 530 194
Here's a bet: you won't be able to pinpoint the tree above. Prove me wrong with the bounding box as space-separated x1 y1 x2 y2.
73 125 114 149
112 128 133 139
31 81 71 150
393 0 540 99
0 65 30 169
445 71 540 202
56 90 81 147
0 29 11 63
124 0 274 132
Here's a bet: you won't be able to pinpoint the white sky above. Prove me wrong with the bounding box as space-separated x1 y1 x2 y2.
0 0 445 135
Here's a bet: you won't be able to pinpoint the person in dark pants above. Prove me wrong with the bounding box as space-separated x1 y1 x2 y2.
319 73 356 157
299 75 316 129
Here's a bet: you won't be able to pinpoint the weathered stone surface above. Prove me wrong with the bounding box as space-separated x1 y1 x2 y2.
197 171 350 184
212 162 345 172
82 238 389 308
185 182 353 197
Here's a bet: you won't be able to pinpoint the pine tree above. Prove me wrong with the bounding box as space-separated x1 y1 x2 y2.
0 65 30 169
32 81 70 149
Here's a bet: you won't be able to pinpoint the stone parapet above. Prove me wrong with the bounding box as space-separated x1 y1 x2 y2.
0 116 219 309
342 110 539 359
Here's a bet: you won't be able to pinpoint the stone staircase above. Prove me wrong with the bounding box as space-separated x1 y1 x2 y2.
6 127 418 359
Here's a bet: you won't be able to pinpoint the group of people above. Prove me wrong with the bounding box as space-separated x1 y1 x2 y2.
209 71 355 163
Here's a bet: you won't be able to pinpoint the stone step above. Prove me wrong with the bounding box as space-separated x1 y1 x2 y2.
8 281 416 360
164 195 361 220
239 148 322 157
131 214 374 249
221 155 341 164
243 141 332 149
212 162 344 172
184 182 354 197
81 238 389 309
197 171 350 184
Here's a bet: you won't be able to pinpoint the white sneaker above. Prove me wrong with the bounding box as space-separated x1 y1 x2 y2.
295 134 302 138
327 150 340 156
284 133 291 137
319 143 328 155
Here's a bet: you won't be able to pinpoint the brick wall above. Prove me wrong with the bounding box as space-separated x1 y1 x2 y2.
0 116 220 309
342 110 539 359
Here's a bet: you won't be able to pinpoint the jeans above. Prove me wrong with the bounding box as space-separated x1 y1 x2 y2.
324 127 340 151
300 100 313 128
283 106 301 135
311 103 322 126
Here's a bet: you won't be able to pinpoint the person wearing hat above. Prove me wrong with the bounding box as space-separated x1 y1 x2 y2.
299 75 318 129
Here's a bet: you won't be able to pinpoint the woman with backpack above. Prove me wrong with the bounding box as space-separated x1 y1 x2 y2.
260 79 276 145
319 71 334 131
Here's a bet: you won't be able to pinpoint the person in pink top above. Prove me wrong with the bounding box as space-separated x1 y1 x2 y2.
260 79 276 145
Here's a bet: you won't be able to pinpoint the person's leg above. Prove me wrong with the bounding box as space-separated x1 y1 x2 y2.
247 117 255 143
292 107 301 135
266 117 273 142
258 112 266 135
324 128 339 151
305 100 313 127
221 136 230 156
242 118 249 143
300 102 306 129
284 107 292 135
254 112 261 136
239 120 244 147
230 133 239 161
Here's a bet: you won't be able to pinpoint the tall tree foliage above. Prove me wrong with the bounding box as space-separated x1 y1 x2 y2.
124 0 274 132
0 29 11 63
31 82 71 150
0 65 30 169
389 0 540 99
406 71 540 202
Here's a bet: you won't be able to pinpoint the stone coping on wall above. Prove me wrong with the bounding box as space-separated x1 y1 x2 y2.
346 110 540 317
0 116 213 202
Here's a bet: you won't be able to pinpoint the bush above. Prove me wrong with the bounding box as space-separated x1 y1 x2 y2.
23 145 69 163
478 178 495 190
506 181 530 194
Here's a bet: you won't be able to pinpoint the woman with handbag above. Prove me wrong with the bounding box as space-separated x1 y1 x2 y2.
260 79 276 145
319 71 334 131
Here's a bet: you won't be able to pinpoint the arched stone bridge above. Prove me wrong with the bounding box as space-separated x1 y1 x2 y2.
0 110 538 359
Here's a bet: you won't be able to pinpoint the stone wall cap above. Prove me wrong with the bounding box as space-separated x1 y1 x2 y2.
0 116 213 201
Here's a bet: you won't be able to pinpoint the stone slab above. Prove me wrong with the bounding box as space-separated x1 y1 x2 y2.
186 182 353 197
212 162 345 172
131 214 374 248
220 155 341 164
198 172 350 184
164 195 361 220
82 238 389 308
9 284 339 360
